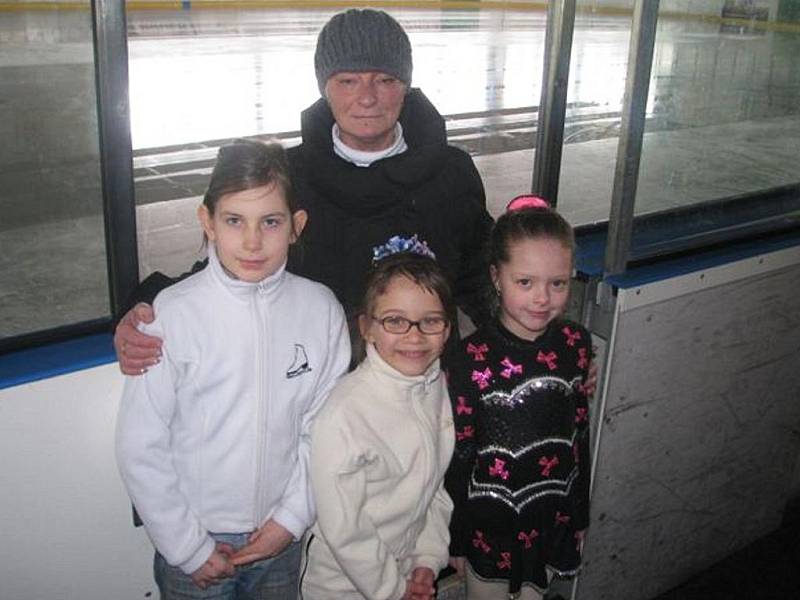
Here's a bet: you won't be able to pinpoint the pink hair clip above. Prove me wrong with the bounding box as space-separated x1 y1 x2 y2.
506 195 550 212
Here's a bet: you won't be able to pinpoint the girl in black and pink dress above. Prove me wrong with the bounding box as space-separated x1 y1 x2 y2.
445 196 592 600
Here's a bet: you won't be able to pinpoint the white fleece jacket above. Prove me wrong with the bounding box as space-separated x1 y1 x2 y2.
302 344 455 600
115 245 350 575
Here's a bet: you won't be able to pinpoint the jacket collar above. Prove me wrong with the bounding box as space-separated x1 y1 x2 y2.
206 243 286 302
332 122 407 166
363 342 441 390
297 88 450 217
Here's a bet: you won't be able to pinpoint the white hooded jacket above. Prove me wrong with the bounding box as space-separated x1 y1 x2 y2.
116 245 350 574
302 344 454 600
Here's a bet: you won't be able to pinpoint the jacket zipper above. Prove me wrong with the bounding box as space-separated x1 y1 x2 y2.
412 381 435 524
253 290 266 526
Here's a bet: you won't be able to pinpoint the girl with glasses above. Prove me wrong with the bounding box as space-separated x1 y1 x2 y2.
301 241 454 600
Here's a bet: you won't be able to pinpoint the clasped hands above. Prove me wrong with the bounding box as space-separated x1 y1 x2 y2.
403 566 437 600
190 519 293 589
192 524 437 600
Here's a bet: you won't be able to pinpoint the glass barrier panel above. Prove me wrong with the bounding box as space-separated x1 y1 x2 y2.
635 2 800 219
127 6 552 279
0 6 108 340
558 0 634 228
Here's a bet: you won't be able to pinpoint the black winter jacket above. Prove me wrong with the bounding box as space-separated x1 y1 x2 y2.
287 88 493 323
128 89 492 325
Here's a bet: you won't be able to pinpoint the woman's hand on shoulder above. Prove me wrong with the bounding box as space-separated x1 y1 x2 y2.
114 302 162 375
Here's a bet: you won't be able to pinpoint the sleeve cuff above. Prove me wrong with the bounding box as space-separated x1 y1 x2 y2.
271 507 307 541
178 535 216 575
412 555 447 575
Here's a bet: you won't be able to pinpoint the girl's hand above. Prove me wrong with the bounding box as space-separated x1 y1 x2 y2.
583 361 599 397
229 519 293 566
114 302 162 375
403 567 435 600
448 556 466 577
190 543 235 589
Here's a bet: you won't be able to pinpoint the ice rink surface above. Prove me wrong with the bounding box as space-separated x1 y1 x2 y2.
1 6 799 336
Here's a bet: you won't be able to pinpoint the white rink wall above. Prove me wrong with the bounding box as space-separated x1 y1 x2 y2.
0 365 157 600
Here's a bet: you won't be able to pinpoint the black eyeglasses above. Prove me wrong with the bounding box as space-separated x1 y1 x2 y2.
372 315 449 335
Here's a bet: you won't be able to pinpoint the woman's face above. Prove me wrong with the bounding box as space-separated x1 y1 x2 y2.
324 71 407 152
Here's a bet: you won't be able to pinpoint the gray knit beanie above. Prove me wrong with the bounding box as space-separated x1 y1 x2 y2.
314 9 413 94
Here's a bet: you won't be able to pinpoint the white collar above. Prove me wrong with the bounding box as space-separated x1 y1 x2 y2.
206 243 286 301
332 123 408 167
363 342 441 389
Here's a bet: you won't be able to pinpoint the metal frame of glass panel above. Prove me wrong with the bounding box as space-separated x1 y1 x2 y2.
603 0 660 277
93 0 138 317
532 0 576 207
0 0 136 354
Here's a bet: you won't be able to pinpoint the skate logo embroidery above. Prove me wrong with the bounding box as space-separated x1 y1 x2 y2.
286 344 312 379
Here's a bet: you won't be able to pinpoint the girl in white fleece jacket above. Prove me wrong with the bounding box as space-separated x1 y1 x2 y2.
115 140 350 599
301 244 455 600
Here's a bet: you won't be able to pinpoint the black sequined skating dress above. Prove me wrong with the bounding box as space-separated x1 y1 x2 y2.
445 318 592 595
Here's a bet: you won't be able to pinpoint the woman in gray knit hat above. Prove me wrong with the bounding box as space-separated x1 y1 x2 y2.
286 8 493 327
312 8 414 153
116 8 492 362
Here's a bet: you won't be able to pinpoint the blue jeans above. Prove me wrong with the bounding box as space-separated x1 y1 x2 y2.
154 533 301 600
